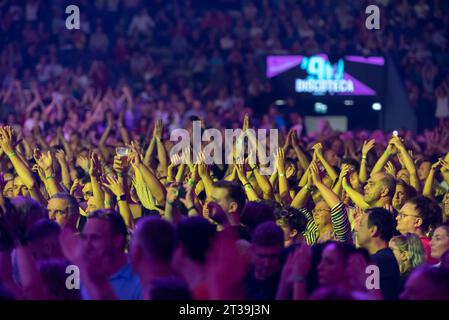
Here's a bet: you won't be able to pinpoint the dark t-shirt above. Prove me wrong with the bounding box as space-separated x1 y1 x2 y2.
371 248 401 300
244 267 281 300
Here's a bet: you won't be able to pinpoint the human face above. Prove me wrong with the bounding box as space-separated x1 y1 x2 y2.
80 218 118 260
355 213 372 248
13 176 29 197
430 227 449 260
396 202 421 235
418 161 431 181
82 183 94 201
363 173 385 205
277 219 295 244
324 149 339 167
317 243 347 286
86 196 98 214
3 179 14 198
389 240 407 274
252 245 282 280
47 198 70 226
210 187 234 214
313 201 331 228
392 184 406 211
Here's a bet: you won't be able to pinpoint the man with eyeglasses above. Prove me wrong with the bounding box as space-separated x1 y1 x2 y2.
396 196 443 264
47 192 81 231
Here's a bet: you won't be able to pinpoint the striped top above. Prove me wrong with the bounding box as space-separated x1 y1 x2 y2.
300 202 353 245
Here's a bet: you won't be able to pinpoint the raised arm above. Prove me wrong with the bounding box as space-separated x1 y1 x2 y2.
33 149 63 197
313 143 338 182
103 175 134 229
276 148 291 205
423 160 441 198
236 164 260 201
0 127 44 203
342 174 369 210
359 139 375 183
391 136 421 193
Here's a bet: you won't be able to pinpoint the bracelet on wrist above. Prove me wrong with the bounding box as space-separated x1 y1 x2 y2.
279 173 285 177
45 173 55 180
7 151 16 158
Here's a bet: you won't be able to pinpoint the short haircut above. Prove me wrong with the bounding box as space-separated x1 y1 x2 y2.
241 201 276 234
405 196 443 233
213 181 246 212
366 207 397 242
177 217 217 265
51 193 80 217
26 219 61 244
378 172 396 198
149 277 192 300
135 216 177 262
275 206 308 234
252 221 284 247
323 241 358 264
88 209 128 248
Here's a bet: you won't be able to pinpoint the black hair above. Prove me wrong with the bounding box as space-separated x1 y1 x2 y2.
176 217 217 265
241 201 276 234
213 180 246 213
365 207 397 242
275 206 308 234
252 221 284 247
406 196 443 233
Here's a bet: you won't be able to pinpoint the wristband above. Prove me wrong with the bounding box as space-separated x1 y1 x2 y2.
116 194 126 202
187 179 195 187
45 173 55 180
7 152 16 158
361 155 367 160
279 173 285 177
117 172 124 177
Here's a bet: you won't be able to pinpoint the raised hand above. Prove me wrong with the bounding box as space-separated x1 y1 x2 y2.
153 119 163 140
312 142 323 158
291 130 299 149
112 154 128 175
384 161 396 177
33 149 53 172
276 147 285 175
76 155 90 172
102 175 125 197
54 149 66 163
89 152 102 178
309 161 321 185
0 126 14 154
362 139 375 156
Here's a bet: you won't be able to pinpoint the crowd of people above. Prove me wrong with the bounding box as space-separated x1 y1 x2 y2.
1 0 449 301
